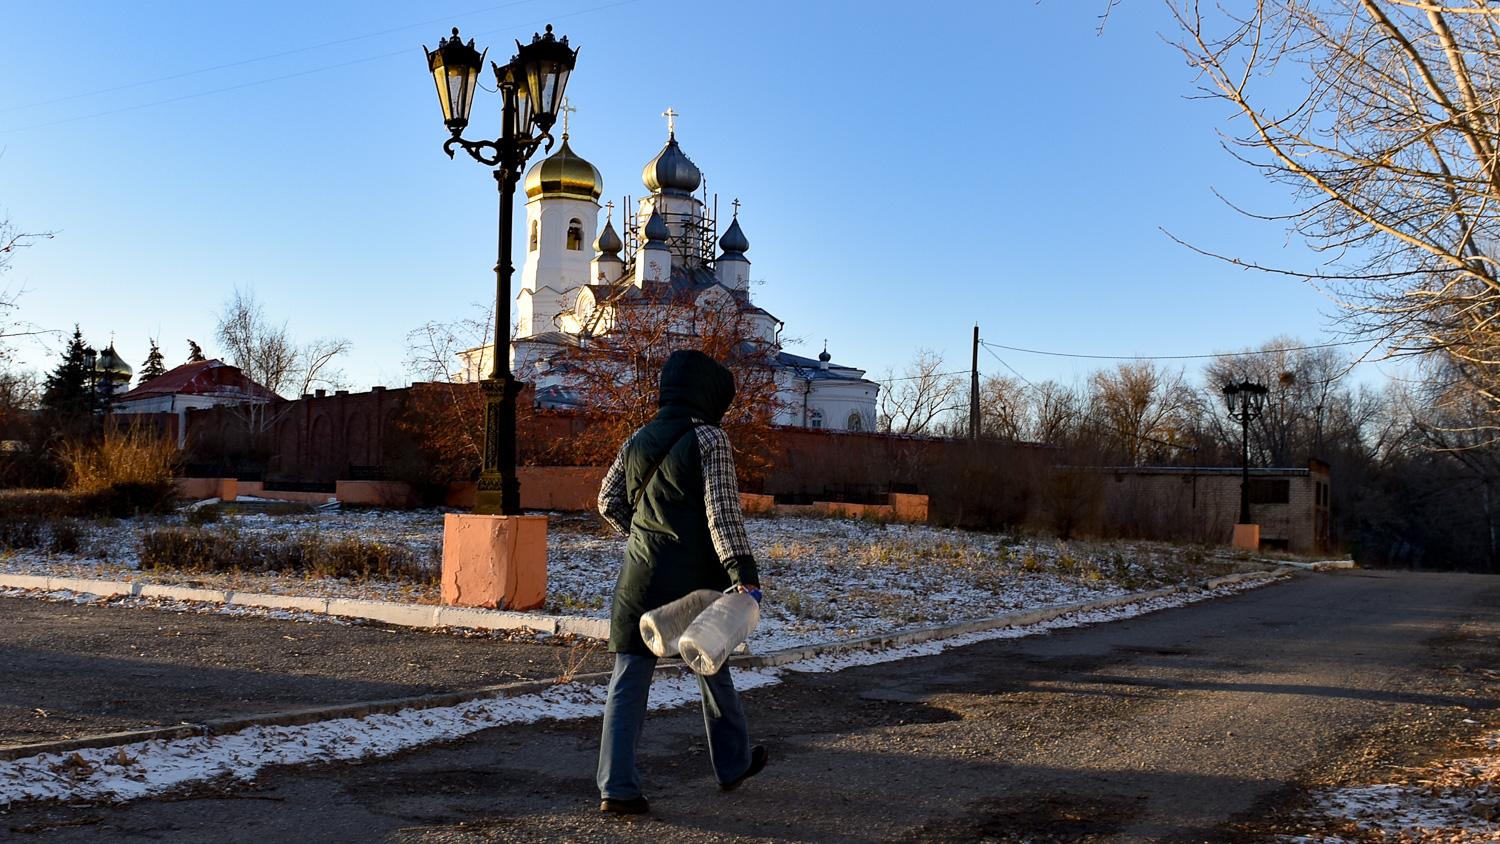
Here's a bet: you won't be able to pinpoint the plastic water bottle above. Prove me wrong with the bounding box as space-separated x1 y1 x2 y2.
679 592 761 675
639 589 722 657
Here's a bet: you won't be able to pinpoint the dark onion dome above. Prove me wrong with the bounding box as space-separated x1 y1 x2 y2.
641 134 701 195
93 344 133 379
718 216 749 255
643 208 670 243
523 137 603 200
594 218 623 255
818 344 832 364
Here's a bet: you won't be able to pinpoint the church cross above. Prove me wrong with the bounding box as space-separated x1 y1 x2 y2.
561 98 577 136
731 197 741 217
662 106 678 136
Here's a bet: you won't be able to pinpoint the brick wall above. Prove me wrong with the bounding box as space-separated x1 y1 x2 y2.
176 387 406 481
171 386 1332 552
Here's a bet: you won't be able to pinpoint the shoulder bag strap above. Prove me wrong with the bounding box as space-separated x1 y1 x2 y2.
629 422 708 508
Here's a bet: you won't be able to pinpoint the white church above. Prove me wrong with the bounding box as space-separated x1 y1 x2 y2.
462 112 879 432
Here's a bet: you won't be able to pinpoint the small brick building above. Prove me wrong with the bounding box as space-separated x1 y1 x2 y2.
1076 461 1332 554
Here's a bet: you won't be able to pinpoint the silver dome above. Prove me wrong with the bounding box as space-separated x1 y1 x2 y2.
643 209 671 243
594 218 623 255
641 135 701 195
718 216 749 255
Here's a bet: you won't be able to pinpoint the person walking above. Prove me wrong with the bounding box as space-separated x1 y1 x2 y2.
595 349 768 815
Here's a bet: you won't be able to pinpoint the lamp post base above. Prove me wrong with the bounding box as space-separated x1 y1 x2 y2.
1232 523 1260 551
474 473 521 516
440 513 548 610
475 375 524 516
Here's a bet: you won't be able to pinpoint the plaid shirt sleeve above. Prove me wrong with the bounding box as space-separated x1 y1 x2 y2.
597 435 633 536
695 425 759 586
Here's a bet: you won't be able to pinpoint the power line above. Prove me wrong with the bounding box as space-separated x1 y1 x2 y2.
875 369 969 384
980 344 1195 453
0 0 542 115
1 0 643 135
979 338 1370 362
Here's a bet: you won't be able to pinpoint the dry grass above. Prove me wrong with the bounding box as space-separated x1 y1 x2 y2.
555 638 603 683
59 427 176 495
139 526 434 583
764 541 814 561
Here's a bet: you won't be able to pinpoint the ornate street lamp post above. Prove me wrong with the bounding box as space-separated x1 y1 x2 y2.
1222 380 1268 525
423 25 578 515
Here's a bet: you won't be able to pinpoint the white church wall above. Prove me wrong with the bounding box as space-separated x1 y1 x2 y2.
716 255 750 291
774 374 879 431
521 198 598 287
748 312 779 343
516 285 576 337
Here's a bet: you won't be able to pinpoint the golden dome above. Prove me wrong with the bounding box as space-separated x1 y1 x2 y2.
92 344 133 380
523 137 602 200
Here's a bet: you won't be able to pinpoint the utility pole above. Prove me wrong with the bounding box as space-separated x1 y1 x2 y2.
968 324 980 441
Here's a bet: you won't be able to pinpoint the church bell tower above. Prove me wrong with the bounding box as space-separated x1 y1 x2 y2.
517 111 601 338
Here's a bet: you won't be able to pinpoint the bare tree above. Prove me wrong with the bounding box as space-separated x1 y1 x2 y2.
1167 0 1500 428
397 303 496 476
0 216 51 277
215 288 350 398
1027 379 1086 446
0 215 56 363
1203 337 1371 464
555 289 784 484
878 349 965 436
1086 361 1195 464
976 374 1027 440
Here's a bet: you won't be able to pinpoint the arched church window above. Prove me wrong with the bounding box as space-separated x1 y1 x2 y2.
846 411 864 432
566 219 583 251
529 220 539 252
809 410 823 429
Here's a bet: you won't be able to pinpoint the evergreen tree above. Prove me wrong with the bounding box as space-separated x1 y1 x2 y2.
186 339 206 364
138 339 168 385
41 325 98 419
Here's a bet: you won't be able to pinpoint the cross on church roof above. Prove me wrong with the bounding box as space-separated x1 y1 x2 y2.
561 97 577 137
662 106 678 137
731 197 741 217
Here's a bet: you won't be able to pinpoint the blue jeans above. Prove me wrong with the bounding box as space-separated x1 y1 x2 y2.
597 652 751 799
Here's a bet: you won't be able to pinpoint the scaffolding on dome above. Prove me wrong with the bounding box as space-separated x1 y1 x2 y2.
621 187 720 268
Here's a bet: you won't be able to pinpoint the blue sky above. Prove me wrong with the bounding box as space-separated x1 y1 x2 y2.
0 0 1400 394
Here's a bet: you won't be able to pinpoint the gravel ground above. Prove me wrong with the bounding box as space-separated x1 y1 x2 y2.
0 596 612 747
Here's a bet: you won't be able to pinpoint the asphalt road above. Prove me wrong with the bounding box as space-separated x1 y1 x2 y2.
0 596 613 746
5 569 1498 843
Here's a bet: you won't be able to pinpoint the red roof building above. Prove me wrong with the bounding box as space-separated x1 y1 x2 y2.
113 360 280 445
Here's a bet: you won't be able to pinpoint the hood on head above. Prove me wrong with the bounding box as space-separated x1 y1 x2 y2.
658 349 735 423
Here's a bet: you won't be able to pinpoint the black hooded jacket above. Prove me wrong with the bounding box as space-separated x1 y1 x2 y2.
599 350 759 654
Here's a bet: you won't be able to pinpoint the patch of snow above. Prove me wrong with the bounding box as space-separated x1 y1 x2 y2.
1291 728 1500 842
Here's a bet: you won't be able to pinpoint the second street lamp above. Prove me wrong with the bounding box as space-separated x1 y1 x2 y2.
423 25 578 516
1222 379 1269 525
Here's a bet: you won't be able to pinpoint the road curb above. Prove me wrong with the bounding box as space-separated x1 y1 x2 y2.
0 567 1291 764
0 573 612 639
1272 559 1355 571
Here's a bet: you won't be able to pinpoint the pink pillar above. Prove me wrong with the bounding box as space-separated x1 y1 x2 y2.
441 514 549 611
1232 523 1260 551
